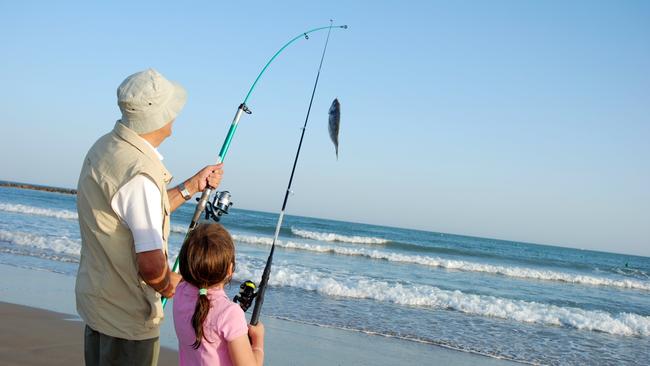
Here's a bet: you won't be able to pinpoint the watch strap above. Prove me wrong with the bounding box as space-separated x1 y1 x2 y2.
178 182 192 200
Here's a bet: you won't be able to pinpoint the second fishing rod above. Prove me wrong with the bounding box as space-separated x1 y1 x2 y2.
245 22 337 325
163 23 347 308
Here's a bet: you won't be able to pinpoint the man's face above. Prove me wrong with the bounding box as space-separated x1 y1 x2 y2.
140 119 175 147
162 119 174 138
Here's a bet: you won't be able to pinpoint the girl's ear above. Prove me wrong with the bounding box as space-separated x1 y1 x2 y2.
228 262 234 277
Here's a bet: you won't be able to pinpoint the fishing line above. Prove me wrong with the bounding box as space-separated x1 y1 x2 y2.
162 23 347 308
249 20 337 325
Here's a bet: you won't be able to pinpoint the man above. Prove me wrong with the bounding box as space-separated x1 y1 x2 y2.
75 69 223 365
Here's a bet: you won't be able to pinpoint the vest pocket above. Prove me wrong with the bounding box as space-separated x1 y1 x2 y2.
140 280 164 328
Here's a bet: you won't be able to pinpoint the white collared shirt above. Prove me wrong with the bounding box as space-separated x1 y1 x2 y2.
110 138 165 253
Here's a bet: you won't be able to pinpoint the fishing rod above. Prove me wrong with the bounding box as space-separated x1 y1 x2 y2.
163 23 348 308
247 21 338 325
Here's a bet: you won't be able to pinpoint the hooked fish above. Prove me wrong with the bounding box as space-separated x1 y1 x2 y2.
328 98 340 159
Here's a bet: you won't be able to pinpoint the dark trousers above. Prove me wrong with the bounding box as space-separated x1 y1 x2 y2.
84 325 160 366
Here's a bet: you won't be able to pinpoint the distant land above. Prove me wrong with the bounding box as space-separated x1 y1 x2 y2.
0 180 76 195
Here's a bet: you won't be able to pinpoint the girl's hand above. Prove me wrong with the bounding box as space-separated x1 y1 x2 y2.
229 323 265 366
248 322 265 349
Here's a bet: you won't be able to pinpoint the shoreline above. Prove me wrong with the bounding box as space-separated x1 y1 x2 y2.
0 263 521 365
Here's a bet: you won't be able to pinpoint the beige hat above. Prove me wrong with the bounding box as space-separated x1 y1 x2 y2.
117 69 187 134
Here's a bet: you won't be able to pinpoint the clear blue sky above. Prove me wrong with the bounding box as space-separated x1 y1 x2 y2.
1 1 648 256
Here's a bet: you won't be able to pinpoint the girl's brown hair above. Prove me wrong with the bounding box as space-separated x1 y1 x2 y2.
178 223 235 349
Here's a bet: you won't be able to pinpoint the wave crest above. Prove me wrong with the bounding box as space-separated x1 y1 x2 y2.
0 203 78 220
291 228 388 244
171 225 189 234
0 229 81 256
235 260 650 337
232 234 650 291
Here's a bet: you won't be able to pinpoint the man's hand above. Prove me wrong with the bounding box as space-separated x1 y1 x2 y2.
167 164 224 212
160 272 183 299
160 271 182 298
187 163 224 195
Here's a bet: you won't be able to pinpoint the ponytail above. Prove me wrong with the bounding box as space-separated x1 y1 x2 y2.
191 291 211 349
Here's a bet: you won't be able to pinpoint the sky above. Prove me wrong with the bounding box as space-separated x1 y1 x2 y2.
0 1 648 256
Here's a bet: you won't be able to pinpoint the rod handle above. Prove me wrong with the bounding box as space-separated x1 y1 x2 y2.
250 288 265 325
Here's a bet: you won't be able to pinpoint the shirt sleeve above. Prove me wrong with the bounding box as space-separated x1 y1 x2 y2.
111 174 165 253
219 303 249 342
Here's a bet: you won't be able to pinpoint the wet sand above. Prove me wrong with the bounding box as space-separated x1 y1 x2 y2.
0 302 177 366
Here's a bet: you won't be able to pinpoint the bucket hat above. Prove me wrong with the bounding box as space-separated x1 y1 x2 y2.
117 69 187 134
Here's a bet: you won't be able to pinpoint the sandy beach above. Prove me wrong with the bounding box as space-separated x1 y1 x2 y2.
0 302 178 366
0 263 520 365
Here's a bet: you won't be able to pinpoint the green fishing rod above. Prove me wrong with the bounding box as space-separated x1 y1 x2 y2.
163 23 348 308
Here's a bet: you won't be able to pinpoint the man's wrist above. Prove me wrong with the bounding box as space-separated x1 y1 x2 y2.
160 280 174 297
177 181 192 200
150 269 171 293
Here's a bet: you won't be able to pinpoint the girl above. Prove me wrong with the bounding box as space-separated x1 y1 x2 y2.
173 223 265 366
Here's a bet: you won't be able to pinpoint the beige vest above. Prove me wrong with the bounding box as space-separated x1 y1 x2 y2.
75 122 172 340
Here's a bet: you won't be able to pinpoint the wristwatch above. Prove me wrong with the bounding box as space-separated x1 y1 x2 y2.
178 182 192 201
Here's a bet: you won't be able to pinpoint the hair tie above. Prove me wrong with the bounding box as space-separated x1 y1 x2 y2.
199 288 208 296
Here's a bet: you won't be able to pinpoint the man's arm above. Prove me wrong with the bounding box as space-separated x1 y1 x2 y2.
136 249 181 298
111 176 184 297
168 164 224 212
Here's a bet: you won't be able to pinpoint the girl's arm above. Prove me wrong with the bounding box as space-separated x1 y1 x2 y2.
228 323 265 366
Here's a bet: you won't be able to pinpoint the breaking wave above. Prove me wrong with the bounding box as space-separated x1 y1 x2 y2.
5 223 646 293
290 227 389 244
0 203 78 220
232 234 650 291
171 224 189 234
235 260 650 337
2 226 649 337
0 229 81 257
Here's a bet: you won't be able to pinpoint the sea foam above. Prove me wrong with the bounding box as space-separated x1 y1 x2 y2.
291 227 389 244
7 220 647 292
2 225 649 338
231 234 650 291
0 229 81 256
171 224 189 234
0 203 78 220
235 259 650 337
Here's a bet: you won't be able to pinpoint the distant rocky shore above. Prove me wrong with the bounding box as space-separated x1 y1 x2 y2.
0 181 76 195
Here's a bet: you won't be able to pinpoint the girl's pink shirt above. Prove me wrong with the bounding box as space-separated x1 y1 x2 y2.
173 281 249 366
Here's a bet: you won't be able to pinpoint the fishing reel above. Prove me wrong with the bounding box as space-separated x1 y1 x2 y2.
233 280 257 312
202 190 233 222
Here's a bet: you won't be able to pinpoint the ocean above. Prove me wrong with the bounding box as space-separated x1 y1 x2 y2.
0 186 648 365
